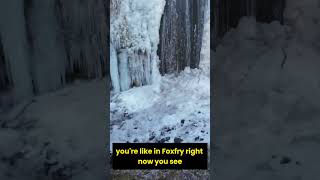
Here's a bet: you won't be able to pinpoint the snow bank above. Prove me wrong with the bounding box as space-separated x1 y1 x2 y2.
284 0 320 44
213 6 320 179
115 85 160 113
0 80 107 179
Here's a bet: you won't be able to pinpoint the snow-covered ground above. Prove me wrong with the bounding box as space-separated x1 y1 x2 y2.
110 66 210 147
0 80 106 180
213 2 320 177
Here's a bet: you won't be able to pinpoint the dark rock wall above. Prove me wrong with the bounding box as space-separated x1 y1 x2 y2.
0 37 12 93
158 0 207 74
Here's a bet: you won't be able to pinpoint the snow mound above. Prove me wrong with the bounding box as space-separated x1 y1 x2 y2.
115 85 160 113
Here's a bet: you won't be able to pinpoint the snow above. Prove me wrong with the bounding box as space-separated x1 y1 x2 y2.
114 85 160 113
0 79 107 179
111 66 210 150
284 0 320 45
213 6 320 178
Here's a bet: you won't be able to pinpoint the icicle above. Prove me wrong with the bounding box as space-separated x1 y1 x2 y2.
110 44 120 92
143 52 152 85
151 52 161 93
185 0 191 67
118 49 131 91
200 0 210 70
128 51 145 87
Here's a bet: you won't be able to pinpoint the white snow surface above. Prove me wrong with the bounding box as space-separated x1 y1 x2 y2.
0 79 107 179
110 67 210 149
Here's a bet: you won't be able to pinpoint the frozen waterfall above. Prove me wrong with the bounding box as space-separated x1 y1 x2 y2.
110 0 207 92
110 0 165 92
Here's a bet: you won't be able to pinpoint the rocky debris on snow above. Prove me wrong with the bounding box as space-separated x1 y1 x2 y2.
174 137 183 143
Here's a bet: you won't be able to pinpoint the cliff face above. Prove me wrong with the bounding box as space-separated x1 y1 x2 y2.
158 0 207 74
0 0 108 110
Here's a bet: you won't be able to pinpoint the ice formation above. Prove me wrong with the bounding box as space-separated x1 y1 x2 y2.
200 0 210 71
0 0 108 108
110 44 120 92
110 0 166 92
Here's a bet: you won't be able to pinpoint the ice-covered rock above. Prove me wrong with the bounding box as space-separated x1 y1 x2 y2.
110 0 166 92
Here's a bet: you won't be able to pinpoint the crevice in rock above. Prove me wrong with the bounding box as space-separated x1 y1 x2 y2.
0 36 13 93
281 47 287 69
